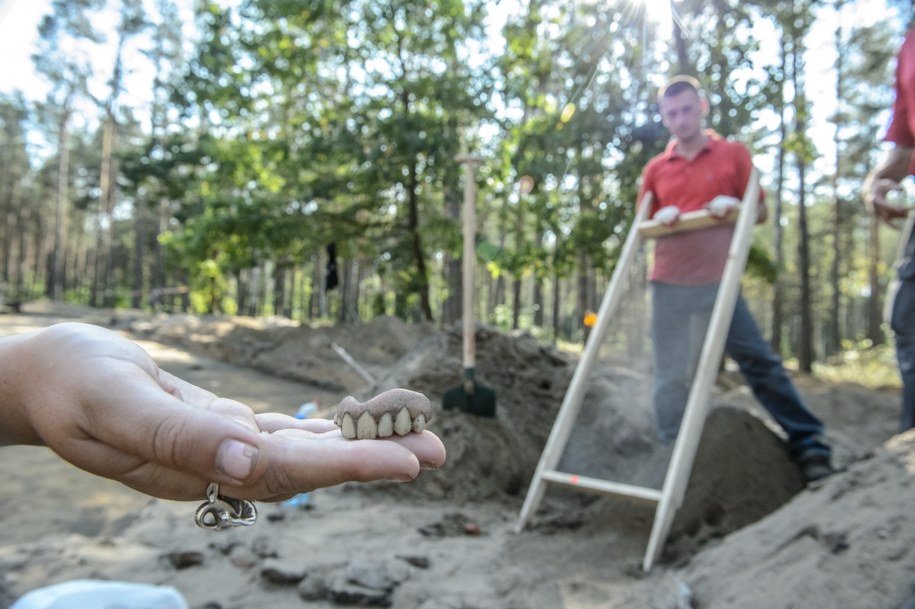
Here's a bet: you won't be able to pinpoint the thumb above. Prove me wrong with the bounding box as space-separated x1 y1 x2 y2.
84 367 267 487
155 369 267 484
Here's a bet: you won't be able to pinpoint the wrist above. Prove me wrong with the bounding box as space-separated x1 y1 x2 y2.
0 331 46 446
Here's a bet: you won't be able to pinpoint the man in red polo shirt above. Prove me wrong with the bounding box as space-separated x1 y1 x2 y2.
864 27 915 433
637 75 834 482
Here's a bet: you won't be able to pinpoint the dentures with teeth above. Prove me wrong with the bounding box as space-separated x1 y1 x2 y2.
334 388 432 440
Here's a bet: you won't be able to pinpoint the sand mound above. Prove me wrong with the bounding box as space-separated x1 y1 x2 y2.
120 314 435 394
368 324 576 503
603 430 915 609
683 429 915 608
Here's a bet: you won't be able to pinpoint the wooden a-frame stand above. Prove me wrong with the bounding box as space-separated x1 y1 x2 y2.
515 171 761 572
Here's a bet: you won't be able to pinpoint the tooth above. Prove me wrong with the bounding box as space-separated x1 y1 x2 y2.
356 411 377 439
341 413 356 439
412 413 426 433
394 407 412 436
377 412 394 437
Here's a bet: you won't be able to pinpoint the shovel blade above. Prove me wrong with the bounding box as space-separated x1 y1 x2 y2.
442 382 496 417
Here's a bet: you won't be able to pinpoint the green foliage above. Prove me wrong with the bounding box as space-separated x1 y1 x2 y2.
190 259 228 314
813 339 902 389
746 242 778 284
1 0 906 365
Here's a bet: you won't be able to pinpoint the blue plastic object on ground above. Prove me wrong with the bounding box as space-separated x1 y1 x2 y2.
11 579 188 609
283 492 311 508
294 401 318 419
283 400 318 508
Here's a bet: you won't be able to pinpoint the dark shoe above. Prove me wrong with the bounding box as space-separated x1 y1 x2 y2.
799 455 835 483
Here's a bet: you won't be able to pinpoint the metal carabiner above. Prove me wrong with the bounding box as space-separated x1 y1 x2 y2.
194 482 257 531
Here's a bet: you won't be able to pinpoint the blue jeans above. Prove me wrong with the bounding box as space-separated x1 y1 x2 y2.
651 282 831 460
890 262 915 432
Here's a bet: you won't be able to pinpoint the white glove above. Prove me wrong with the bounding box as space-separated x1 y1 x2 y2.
653 205 681 226
706 195 741 219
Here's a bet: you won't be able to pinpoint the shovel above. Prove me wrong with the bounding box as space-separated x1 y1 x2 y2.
442 154 496 417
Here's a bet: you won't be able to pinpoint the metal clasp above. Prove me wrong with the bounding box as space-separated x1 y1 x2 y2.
194 482 257 530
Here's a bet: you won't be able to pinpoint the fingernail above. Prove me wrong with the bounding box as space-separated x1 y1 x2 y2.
388 473 416 482
216 439 259 481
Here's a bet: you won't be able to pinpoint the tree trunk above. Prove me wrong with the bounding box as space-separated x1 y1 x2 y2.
51 105 72 302
578 253 589 345
771 40 788 354
671 0 694 76
827 8 845 357
551 270 561 344
533 278 544 328
796 166 814 374
400 86 433 322
443 187 462 324
338 257 352 324
15 188 27 294
247 266 260 317
533 225 544 327
274 262 287 318
309 255 322 320
132 201 147 309
867 219 883 343
406 157 433 322
793 46 814 373
91 113 117 308
511 276 522 330
236 269 247 315
2 178 19 285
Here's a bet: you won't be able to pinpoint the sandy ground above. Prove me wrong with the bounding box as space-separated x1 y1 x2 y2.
0 302 913 609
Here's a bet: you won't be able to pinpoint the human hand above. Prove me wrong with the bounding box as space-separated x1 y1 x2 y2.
0 323 446 503
866 178 911 227
706 195 741 219
653 205 681 226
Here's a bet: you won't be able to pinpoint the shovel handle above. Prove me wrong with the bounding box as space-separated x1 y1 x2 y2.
457 154 483 370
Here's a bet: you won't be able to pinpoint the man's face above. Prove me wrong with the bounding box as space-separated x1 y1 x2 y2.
659 88 706 142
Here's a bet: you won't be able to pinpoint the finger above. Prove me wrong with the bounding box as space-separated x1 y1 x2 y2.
875 203 910 226
254 413 447 469
255 412 339 434
259 419 446 469
376 430 447 469
248 433 429 496
156 368 219 406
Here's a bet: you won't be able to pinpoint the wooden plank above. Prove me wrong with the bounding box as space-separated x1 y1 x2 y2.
641 170 760 572
541 470 663 504
638 208 738 239
515 193 653 533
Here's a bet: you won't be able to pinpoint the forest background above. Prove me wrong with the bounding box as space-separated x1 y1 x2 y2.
0 0 909 374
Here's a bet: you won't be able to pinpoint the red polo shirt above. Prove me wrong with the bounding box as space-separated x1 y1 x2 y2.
885 27 915 173
637 131 757 285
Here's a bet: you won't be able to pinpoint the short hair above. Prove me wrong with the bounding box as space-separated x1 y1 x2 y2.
658 75 702 101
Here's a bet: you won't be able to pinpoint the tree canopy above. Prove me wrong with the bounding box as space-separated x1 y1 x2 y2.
0 0 905 365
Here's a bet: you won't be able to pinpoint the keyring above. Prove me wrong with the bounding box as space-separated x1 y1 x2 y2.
194 482 257 530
